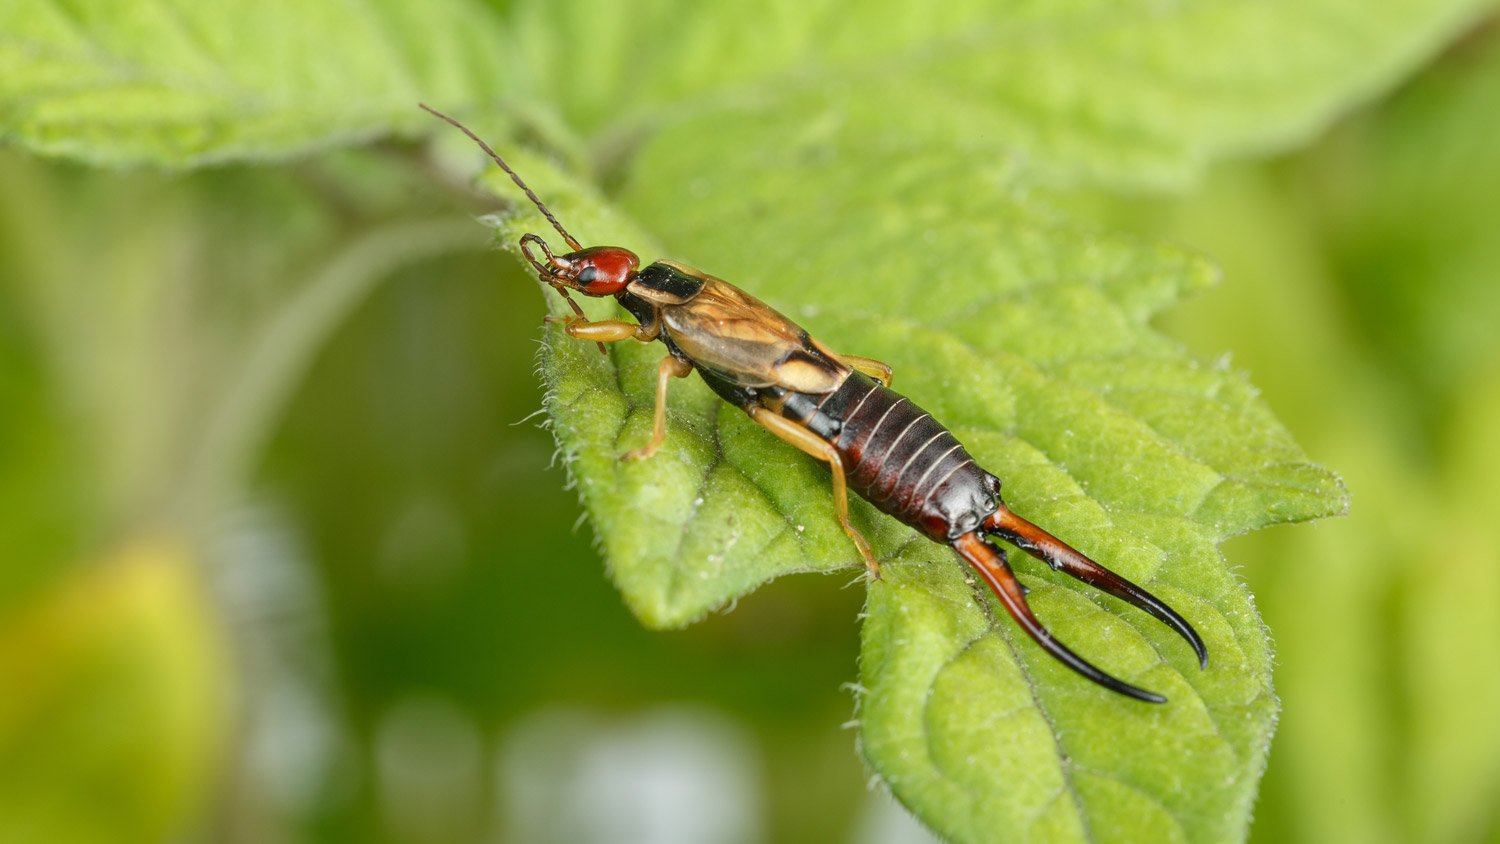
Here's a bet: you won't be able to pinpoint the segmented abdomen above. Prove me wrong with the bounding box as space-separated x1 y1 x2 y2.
782 372 998 541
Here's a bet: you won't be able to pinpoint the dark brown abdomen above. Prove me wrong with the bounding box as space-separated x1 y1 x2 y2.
781 372 999 541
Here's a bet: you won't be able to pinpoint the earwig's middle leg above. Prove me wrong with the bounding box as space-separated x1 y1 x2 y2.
837 354 893 387
749 407 879 577
623 356 693 462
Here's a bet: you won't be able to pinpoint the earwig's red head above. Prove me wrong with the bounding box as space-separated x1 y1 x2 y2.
414 105 634 352
520 234 639 296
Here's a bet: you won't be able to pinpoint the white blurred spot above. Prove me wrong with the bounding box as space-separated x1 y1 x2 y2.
208 503 355 818
499 707 762 844
852 789 941 844
249 679 339 812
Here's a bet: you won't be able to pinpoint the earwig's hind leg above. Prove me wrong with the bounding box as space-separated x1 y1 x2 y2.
622 356 693 462
952 533 1168 703
983 506 1209 669
749 407 880 577
837 354 893 387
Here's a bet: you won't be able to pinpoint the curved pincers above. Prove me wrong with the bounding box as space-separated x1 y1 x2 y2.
983 507 1209 670
952 532 1170 704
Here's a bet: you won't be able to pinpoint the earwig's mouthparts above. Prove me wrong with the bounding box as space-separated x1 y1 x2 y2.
519 234 603 355
982 507 1209 669
952 533 1168 703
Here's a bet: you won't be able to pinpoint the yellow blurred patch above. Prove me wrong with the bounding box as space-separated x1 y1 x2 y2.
0 538 232 844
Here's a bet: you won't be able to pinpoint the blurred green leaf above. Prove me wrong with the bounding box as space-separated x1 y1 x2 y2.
1407 365 1500 844
0 539 230 844
0 149 482 566
1311 32 1500 413
0 288 92 606
4 0 1487 185
0 0 507 166
513 0 1490 189
1302 33 1500 843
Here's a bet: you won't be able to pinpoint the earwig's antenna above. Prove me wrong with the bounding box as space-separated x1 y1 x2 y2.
418 103 582 252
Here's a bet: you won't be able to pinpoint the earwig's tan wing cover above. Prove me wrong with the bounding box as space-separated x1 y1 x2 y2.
660 276 849 393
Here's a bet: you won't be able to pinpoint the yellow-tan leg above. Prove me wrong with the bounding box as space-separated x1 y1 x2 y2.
838 354 893 387
749 407 879 577
545 315 659 343
623 356 693 462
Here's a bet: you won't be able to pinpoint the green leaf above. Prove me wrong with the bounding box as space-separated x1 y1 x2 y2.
484 114 1345 840
860 551 1260 844
511 0 1488 189
4 0 1486 184
519 119 1345 621
0 0 508 166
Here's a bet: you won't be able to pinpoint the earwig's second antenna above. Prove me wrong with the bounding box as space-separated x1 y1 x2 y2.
418 103 582 252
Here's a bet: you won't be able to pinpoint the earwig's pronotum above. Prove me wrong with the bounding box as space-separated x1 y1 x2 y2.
421 104 1207 702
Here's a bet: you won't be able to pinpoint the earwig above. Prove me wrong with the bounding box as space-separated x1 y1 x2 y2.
422 104 1208 702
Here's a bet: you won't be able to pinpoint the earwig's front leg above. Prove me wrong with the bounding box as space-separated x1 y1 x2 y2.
749 407 879 577
545 315 660 344
623 356 693 462
837 354 893 387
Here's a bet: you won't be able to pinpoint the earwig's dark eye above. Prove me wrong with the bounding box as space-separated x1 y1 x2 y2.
578 267 598 286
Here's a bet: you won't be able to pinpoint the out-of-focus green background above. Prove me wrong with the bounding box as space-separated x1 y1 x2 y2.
4 8 1500 844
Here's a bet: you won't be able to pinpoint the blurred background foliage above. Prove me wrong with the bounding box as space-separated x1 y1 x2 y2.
3 2 1500 843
